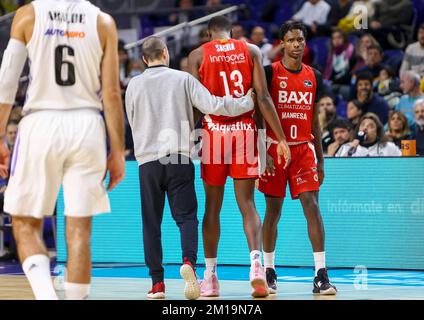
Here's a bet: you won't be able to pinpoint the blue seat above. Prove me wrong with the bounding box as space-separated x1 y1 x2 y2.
336 99 348 119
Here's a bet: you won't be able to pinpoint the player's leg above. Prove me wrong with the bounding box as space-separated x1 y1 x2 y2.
258 142 287 294
298 191 336 294
292 143 336 295
5 112 61 300
262 196 284 294
64 216 92 299
12 217 58 300
61 110 111 300
200 181 224 297
233 178 268 298
166 154 200 300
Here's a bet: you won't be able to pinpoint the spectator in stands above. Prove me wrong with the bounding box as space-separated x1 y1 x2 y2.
354 72 389 124
400 23 424 78
232 23 248 42
351 33 379 73
326 119 353 157
5 121 18 155
291 0 331 39
319 95 344 153
347 99 365 129
377 65 401 108
352 44 384 88
336 112 402 157
324 29 355 100
385 111 411 149
118 39 130 85
411 99 424 155
168 0 199 25
395 71 424 127
249 26 273 66
315 0 353 37
369 0 413 50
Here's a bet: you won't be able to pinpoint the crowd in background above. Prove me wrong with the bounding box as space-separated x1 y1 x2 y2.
3 0 424 160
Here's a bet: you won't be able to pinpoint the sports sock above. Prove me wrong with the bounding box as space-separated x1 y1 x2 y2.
65 282 90 300
263 251 275 270
313 251 326 276
22 254 58 300
250 250 262 266
205 258 217 276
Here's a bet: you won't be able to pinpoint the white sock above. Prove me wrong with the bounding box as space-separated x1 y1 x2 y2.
263 251 275 270
22 254 58 300
250 250 262 266
205 258 217 276
64 282 90 300
313 251 326 276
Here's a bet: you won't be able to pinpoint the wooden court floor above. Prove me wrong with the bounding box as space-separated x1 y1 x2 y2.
1 275 423 300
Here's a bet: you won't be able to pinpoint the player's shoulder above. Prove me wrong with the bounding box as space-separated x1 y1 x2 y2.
14 3 35 22
246 42 261 56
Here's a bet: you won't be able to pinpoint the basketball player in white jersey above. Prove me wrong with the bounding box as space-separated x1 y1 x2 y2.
0 0 125 300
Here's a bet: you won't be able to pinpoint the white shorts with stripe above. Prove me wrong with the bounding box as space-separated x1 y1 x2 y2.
4 109 110 218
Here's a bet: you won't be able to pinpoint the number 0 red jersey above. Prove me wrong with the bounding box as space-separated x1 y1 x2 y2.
199 39 253 122
267 62 320 144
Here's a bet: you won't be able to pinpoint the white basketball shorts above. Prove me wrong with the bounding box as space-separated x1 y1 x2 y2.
4 108 111 218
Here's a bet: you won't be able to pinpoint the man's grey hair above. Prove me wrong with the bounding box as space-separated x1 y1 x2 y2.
402 70 421 86
414 98 424 110
142 36 167 63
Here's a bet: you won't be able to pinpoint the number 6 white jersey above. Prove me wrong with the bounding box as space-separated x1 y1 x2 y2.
24 0 103 114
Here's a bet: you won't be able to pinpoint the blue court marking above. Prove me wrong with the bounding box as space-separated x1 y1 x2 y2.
53 264 424 287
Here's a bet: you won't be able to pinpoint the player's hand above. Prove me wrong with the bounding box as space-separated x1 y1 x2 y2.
264 152 275 176
276 140 291 170
317 161 324 185
247 88 256 103
106 151 125 191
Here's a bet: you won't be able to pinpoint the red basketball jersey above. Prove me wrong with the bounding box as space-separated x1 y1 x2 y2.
199 39 254 122
267 62 317 144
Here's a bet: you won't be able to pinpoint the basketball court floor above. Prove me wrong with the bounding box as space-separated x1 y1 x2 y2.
1 262 423 300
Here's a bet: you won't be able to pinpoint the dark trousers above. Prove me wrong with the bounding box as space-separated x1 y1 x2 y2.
139 154 198 284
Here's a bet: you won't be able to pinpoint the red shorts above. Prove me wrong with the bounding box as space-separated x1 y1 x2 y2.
200 115 258 186
258 142 319 199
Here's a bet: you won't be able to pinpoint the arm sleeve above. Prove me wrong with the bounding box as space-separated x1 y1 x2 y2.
313 68 325 102
264 65 273 88
187 74 254 117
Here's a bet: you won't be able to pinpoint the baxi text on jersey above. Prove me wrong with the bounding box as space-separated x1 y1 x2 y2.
281 112 308 120
44 29 86 38
209 53 246 64
278 90 314 105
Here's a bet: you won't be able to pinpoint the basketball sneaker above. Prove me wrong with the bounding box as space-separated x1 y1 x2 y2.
180 257 201 300
313 268 337 295
147 281 165 299
250 261 269 298
200 269 220 297
266 268 277 294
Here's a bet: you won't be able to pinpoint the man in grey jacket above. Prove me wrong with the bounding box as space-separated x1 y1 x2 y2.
125 36 254 300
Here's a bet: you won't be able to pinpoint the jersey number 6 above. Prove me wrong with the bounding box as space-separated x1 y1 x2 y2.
55 45 76 86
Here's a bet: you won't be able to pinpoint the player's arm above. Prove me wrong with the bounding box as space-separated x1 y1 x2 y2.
312 69 325 185
248 43 290 167
187 48 203 124
0 4 33 136
98 12 125 191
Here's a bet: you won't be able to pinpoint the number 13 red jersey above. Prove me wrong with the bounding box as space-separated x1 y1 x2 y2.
199 39 254 122
267 62 319 144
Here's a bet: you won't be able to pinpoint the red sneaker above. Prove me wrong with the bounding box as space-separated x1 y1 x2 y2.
147 281 165 299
